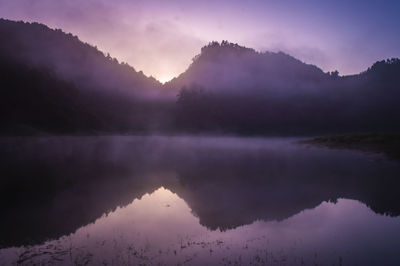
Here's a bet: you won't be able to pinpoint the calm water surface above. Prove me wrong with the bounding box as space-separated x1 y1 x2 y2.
0 136 399 265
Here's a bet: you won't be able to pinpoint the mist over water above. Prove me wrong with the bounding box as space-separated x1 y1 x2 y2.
1 136 400 265
1 2 400 265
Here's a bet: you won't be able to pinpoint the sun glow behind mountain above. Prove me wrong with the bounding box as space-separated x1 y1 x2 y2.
0 0 399 82
157 74 176 84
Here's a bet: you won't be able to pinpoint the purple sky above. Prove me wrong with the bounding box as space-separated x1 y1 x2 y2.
1 0 399 82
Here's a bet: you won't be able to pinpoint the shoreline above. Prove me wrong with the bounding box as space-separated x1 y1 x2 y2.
301 133 400 161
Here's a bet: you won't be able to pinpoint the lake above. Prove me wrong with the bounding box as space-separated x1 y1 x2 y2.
0 136 400 265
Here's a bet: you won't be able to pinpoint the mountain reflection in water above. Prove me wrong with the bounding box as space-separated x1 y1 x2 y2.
0 136 400 265
1 188 400 265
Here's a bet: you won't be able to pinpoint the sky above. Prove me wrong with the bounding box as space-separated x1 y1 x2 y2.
0 0 399 82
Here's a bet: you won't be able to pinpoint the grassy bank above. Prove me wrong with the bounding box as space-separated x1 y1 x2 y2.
302 133 400 161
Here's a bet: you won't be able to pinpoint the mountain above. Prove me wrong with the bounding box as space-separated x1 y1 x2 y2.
0 19 163 98
169 41 400 135
166 40 329 95
0 18 399 136
0 19 173 135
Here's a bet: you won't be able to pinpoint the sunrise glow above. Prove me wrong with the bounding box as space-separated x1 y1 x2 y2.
1 0 399 80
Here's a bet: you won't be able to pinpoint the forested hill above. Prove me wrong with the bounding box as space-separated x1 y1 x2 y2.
169 41 400 135
1 18 399 136
0 19 163 98
165 41 329 94
0 19 172 135
167 41 400 95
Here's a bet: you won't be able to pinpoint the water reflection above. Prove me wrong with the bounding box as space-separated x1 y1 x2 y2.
1 187 400 265
0 136 400 264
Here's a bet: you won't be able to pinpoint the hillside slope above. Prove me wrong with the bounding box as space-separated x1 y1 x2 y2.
168 42 400 134
0 19 173 135
1 20 399 136
166 41 328 95
0 19 163 98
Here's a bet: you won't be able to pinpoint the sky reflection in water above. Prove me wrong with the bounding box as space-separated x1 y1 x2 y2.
1 188 400 265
